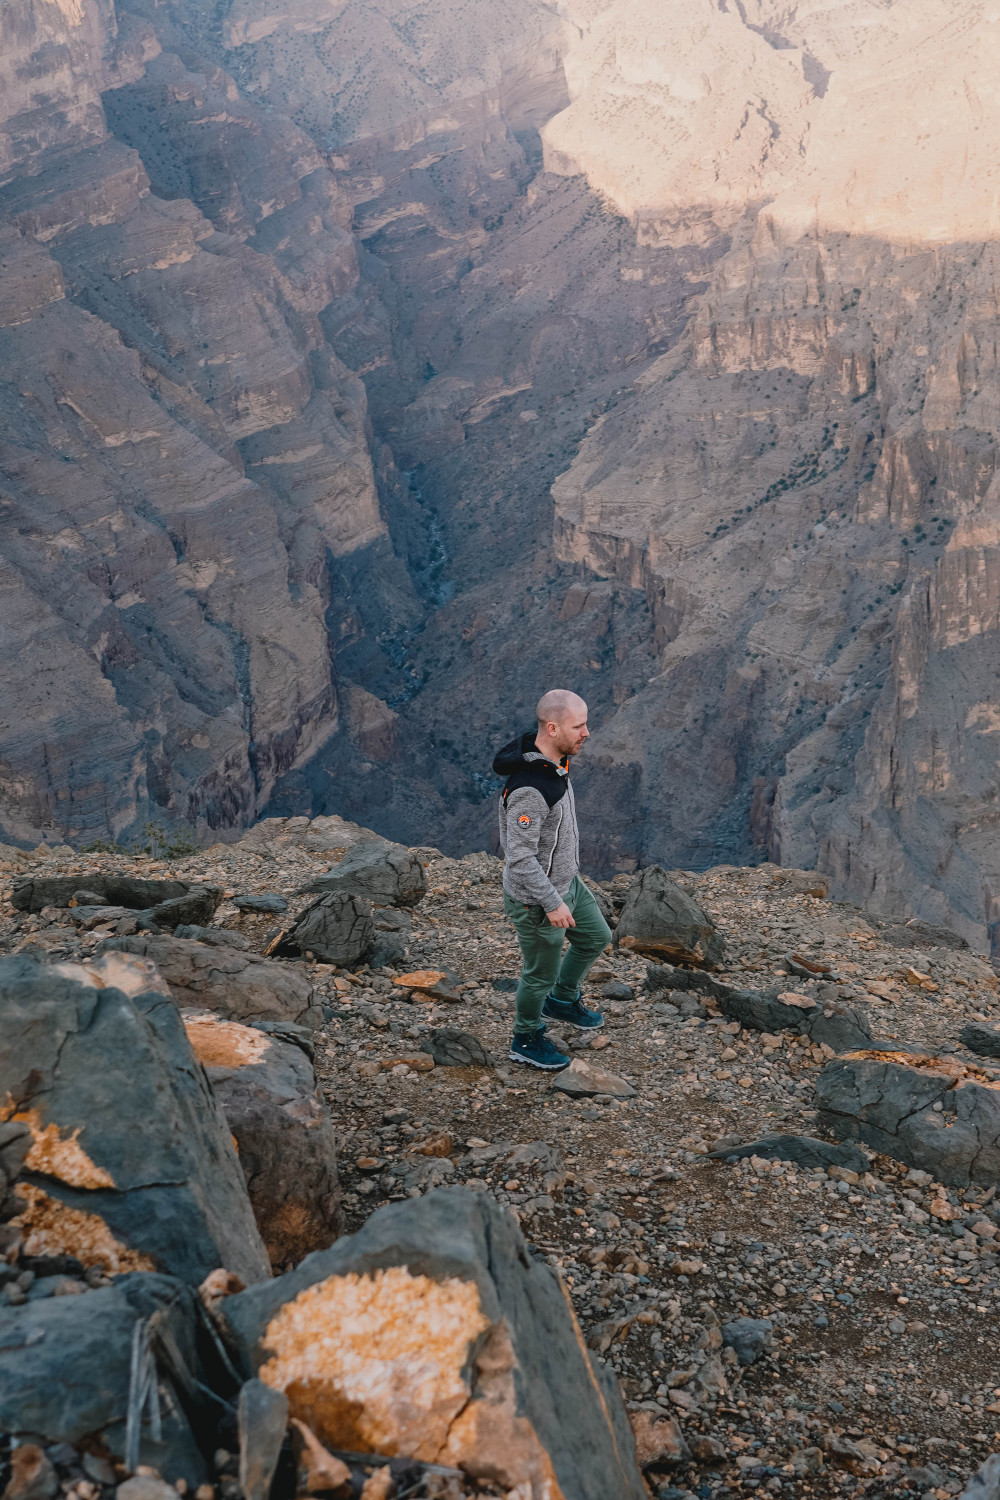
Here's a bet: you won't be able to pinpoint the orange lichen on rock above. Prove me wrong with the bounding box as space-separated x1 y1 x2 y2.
259 1267 490 1460
183 1015 272 1069
437 1322 567 1499
53 952 172 999
12 1182 154 1272
0 1101 114 1189
392 971 446 991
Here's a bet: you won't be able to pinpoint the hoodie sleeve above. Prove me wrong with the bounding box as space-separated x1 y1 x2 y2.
504 786 564 912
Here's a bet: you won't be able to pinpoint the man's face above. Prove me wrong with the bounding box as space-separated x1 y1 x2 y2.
549 709 590 757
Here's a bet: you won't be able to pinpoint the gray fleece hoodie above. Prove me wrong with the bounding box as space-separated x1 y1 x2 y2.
493 729 580 912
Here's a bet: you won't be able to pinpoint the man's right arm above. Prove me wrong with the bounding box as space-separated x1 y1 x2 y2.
504 787 564 912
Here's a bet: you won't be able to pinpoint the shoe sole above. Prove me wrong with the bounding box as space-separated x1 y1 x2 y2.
540 1008 605 1032
507 1047 570 1071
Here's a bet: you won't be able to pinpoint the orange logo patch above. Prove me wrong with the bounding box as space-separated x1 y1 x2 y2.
517 813 532 827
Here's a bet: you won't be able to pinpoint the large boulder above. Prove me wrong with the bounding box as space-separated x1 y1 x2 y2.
0 1273 214 1484
614 867 725 968
11 876 221 928
299 836 427 909
285 891 374 967
817 1050 1000 1187
183 1014 341 1272
0 954 270 1284
102 934 323 1028
220 1188 647 1500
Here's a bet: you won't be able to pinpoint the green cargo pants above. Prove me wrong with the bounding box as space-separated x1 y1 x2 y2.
503 874 613 1035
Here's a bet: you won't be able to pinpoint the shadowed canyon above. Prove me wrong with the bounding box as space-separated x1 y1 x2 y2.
4 0 1000 952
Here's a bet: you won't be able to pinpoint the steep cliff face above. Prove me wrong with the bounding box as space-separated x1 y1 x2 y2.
540 0 1000 949
0 0 411 846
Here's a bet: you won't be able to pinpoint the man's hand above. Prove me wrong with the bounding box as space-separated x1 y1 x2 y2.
547 902 575 929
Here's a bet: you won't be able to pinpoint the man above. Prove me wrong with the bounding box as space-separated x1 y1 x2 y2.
493 689 612 1070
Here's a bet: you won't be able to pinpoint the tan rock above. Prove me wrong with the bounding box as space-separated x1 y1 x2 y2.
629 1410 690 1468
289 1420 351 1497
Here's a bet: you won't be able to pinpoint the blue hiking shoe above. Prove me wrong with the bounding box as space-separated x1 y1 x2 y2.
541 992 605 1030
508 1027 570 1071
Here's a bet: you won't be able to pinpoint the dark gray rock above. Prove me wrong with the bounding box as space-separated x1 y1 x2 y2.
150 888 222 930
601 981 635 1001
174 925 251 950
581 876 616 928
186 1018 340 1272
233 894 288 914
816 1051 1000 1187
721 1317 773 1367
102 934 323 1027
238 1379 289 1500
960 1454 1000 1500
614 867 725 968
220 1188 647 1500
299 836 427 909
12 875 191 913
0 1273 212 1484
286 890 374 967
0 955 270 1284
960 1022 1000 1059
646 962 872 1051
806 1000 873 1054
420 1029 492 1067
709 1135 870 1172
369 932 408 969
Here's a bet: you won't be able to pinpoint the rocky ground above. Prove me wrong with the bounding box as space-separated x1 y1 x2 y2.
3 823 1000 1499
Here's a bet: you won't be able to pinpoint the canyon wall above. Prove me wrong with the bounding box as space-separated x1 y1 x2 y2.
0 0 411 845
7 0 1000 953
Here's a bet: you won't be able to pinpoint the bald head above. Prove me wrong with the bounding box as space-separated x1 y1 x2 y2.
535 689 590 760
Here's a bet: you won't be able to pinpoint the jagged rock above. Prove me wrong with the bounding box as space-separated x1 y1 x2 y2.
647 963 872 1051
286 891 374 967
721 1317 774 1367
959 1022 1000 1060
960 1454 1000 1500
149 888 223 930
12 875 191 914
234 894 288 914
184 1015 341 1272
220 1188 647 1500
505 1141 567 1195
581 876 616 927
0 954 270 1284
174 925 251 950
0 1272 213 1484
238 1379 290 1500
551 1057 636 1099
102 934 323 1028
817 1050 1000 1187
614 867 724 968
629 1411 691 1468
300 837 427 909
772 870 830 899
392 970 465 1002
709 1135 870 1172
419 1029 492 1067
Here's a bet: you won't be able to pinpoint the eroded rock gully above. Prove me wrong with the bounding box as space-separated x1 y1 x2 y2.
4 823 1000 1497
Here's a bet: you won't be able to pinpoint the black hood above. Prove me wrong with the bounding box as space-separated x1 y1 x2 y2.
492 729 540 777
492 730 568 807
